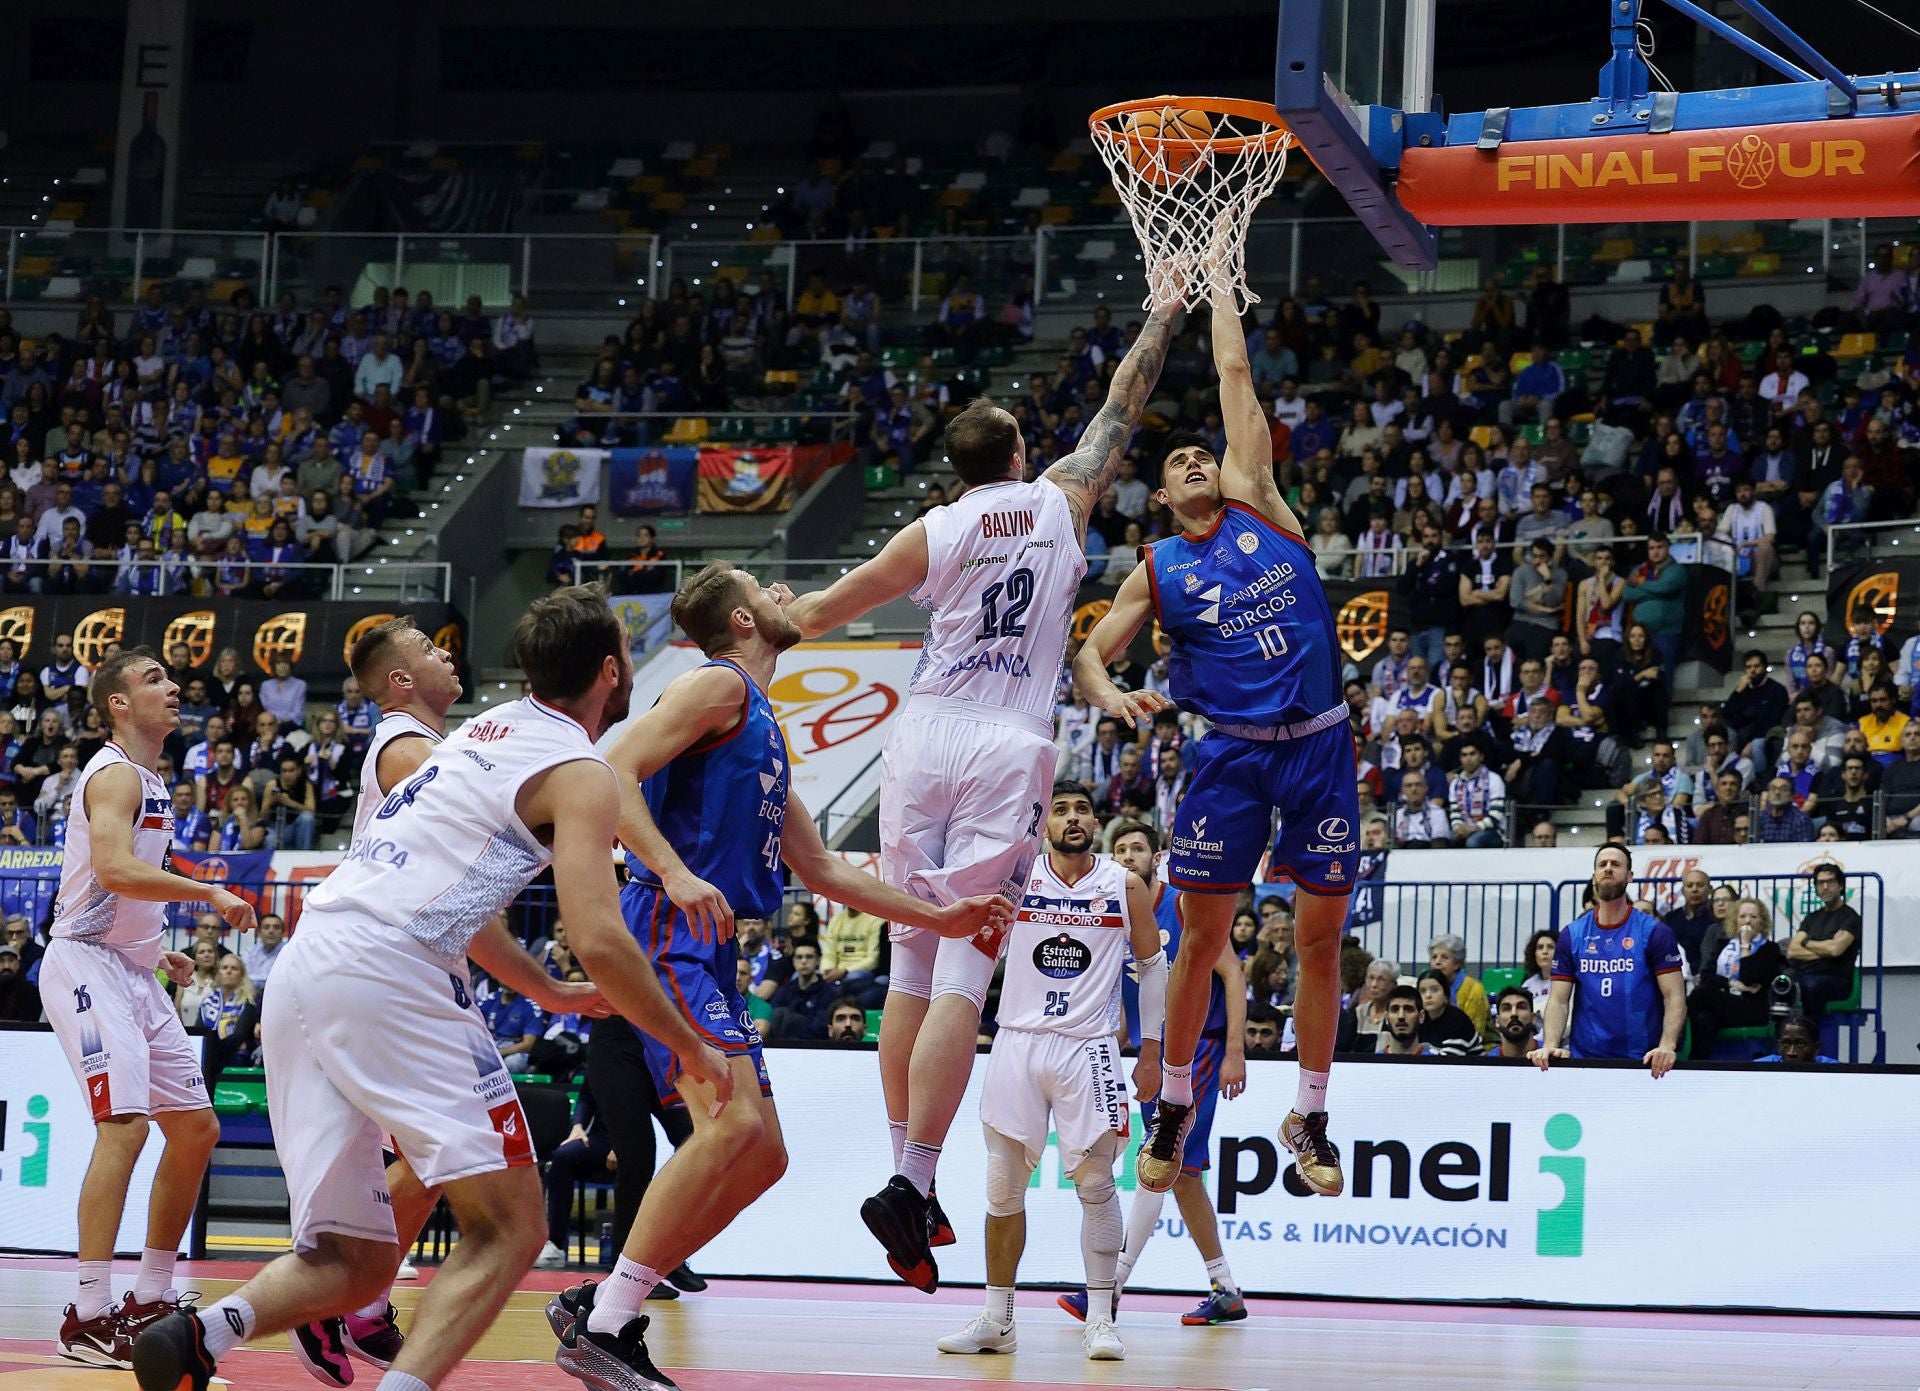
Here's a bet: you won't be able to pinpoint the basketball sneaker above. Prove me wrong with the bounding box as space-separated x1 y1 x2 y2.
394 1257 420 1280
555 1310 680 1391
343 1304 405 1367
1278 1109 1345 1196
546 1281 595 1338
130 1310 218 1391
860 1176 939 1292
291 1316 355 1386
58 1302 132 1368
1055 1287 1122 1322
935 1312 1016 1354
925 1187 956 1248
118 1290 200 1342
665 1263 706 1293
1182 1283 1248 1325
1135 1098 1195 1193
536 1240 571 1269
1082 1317 1125 1360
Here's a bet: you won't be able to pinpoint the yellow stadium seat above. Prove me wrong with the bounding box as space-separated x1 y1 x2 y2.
1738 252 1780 277
1835 333 1879 359
1594 238 1636 263
764 369 800 387
749 225 782 243
1469 425 1497 449
663 418 709 444
649 191 687 213
1040 205 1075 225
14 256 52 278
1695 232 1724 255
1093 185 1121 205
629 174 665 194
1727 231 1763 254
937 188 972 208
1047 152 1084 173
51 201 85 222
1895 246 1917 269
1508 351 1532 375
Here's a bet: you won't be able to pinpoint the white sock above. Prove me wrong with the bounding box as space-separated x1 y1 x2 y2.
352 1292 391 1320
375 1374 431 1391
888 1119 907 1172
1296 1067 1330 1115
587 1256 661 1335
984 1285 1015 1328
133 1246 177 1303
75 1261 113 1320
1114 1187 1165 1287
1205 1254 1239 1294
1087 1283 1115 1322
198 1295 255 1359
899 1141 941 1198
1160 1059 1194 1107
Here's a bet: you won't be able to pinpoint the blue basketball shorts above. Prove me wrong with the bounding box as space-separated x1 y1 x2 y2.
1141 1034 1226 1174
621 881 773 1109
1165 722 1360 895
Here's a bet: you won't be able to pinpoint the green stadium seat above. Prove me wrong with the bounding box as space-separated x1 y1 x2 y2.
864 1009 884 1042
1480 966 1525 996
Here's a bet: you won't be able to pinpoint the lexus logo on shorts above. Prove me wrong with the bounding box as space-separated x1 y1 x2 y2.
1308 816 1356 856
1317 817 1350 842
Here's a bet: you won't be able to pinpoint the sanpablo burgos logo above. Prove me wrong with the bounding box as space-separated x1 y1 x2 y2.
1214 1114 1587 1257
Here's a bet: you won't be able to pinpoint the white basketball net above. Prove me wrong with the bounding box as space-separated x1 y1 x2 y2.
1090 103 1293 317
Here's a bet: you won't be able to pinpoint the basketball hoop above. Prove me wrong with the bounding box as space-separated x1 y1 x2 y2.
1089 95 1295 316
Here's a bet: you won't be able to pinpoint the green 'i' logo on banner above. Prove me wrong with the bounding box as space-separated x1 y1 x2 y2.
1536 1113 1585 1257
21 1095 50 1187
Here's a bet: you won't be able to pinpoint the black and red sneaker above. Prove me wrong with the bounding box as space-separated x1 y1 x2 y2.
861 1176 939 1293
118 1290 200 1342
131 1310 218 1391
926 1187 956 1249
343 1303 406 1367
58 1302 132 1368
290 1316 354 1386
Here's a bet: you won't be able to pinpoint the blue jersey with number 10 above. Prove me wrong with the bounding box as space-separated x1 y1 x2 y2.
626 660 789 918
1145 502 1342 726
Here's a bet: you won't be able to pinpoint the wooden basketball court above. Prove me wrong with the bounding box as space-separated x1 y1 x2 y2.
1 1258 1915 1390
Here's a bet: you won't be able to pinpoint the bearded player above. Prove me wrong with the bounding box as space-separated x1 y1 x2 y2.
1076 275 1355 1200
782 300 1179 1291
934 781 1164 1363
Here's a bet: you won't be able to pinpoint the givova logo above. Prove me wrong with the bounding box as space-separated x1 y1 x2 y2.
0 1095 52 1187
1214 1114 1588 1256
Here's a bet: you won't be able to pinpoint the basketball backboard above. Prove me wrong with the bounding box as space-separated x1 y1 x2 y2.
1275 0 1920 273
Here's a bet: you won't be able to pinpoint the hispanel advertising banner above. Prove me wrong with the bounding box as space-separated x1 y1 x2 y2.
0 1027 192 1255
698 1049 1920 1313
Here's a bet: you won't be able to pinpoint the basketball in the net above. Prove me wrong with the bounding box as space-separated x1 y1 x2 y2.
1122 106 1212 186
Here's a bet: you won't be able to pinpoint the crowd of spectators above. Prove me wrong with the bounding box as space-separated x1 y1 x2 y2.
0 279 534 595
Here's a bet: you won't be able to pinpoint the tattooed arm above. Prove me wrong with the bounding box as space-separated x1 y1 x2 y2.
1209 285 1301 534
1042 305 1181 543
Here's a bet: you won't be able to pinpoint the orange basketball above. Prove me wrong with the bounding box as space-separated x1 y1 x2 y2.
1122 106 1212 186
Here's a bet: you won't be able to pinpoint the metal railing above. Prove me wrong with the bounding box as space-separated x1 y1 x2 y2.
1304 526 1727 579
0 554 449 602
1343 879 1559 973
1823 517 1920 576
5 213 1884 316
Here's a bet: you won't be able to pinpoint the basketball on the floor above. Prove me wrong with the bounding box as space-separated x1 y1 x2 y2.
1122 106 1212 185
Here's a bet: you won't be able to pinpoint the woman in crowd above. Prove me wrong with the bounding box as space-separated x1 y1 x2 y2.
227 680 264 739
1785 611 1837 696
217 783 269 852
1228 910 1259 960
208 647 245 706
1310 505 1354 580
1247 946 1291 1010
1352 957 1399 1035
174 939 223 1028
1612 621 1670 749
1416 968 1484 1054
1687 895 1781 1058
1520 928 1558 1011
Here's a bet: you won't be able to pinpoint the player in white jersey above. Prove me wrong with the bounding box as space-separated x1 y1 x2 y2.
133 588 734 1391
936 779 1164 1363
783 301 1180 1289
41 648 257 1368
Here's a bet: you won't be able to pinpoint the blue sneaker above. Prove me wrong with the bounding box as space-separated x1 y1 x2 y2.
1055 1288 1120 1322
1181 1283 1248 1326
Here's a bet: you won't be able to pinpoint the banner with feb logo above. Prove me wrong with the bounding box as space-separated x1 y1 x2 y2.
519 448 605 508
608 447 698 515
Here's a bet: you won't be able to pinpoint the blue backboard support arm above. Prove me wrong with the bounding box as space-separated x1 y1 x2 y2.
1658 0 1817 87
1715 0 1860 106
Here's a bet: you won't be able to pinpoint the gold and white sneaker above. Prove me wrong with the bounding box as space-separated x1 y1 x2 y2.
1082 1318 1125 1361
936 1313 1017 1354
1279 1109 1344 1196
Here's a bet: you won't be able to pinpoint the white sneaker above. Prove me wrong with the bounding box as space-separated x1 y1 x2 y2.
936 1313 1017 1354
534 1240 569 1269
394 1258 419 1281
1083 1318 1125 1361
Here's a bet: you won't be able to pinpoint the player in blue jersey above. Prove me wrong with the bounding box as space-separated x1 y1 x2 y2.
1531 844 1686 1074
550 563 1014 1390
1076 273 1355 1202
1058 819 1250 1327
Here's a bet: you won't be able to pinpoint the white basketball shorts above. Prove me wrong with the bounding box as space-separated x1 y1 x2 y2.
881 698 1056 1008
41 939 208 1120
978 1027 1131 1173
262 919 534 1252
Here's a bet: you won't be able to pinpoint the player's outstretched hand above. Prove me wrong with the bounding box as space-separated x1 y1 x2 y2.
767 582 796 607
681 1042 736 1118
1527 1045 1569 1071
212 888 257 934
665 870 735 945
1220 1051 1247 1101
543 979 613 1019
160 950 195 987
1097 687 1173 729
1643 1046 1677 1079
938 894 1017 940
